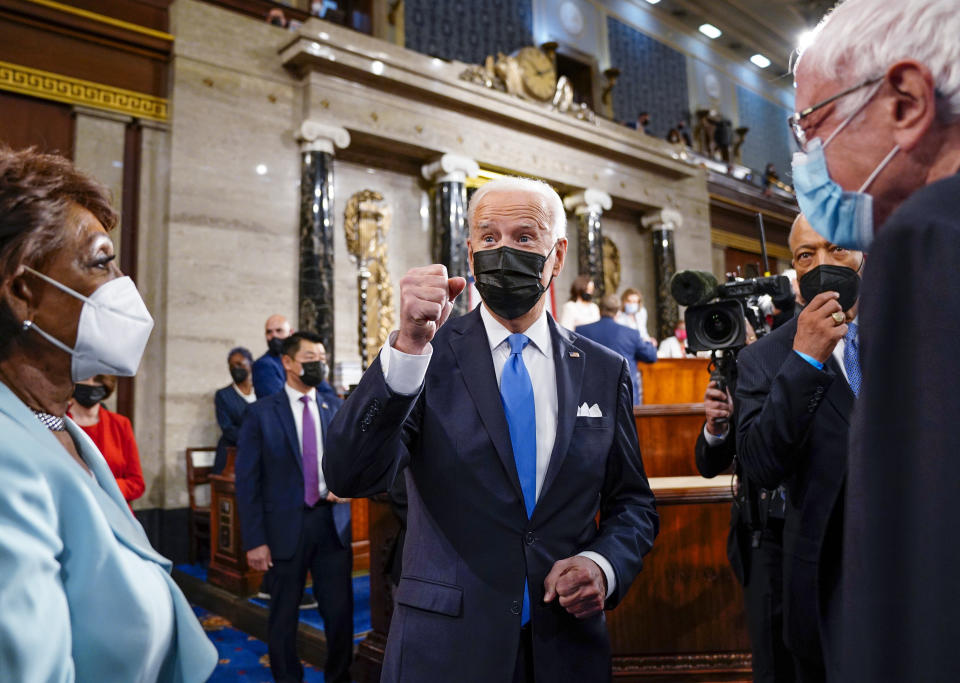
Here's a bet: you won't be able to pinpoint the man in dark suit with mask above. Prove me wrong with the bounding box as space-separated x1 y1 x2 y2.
323 177 658 683
236 331 353 683
736 214 863 682
252 314 293 399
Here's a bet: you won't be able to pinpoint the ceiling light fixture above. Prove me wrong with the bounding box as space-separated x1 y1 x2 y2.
698 23 722 39
750 54 771 68
644 0 661 4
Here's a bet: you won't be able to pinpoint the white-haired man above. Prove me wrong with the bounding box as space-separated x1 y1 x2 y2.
792 1 960 680
323 177 658 682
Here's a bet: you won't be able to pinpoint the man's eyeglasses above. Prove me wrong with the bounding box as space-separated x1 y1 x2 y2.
787 76 883 151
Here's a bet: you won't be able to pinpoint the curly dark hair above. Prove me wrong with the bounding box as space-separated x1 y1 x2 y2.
0 146 118 358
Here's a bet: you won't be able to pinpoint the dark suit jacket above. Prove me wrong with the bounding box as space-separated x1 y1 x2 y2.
323 308 659 683
735 318 853 677
575 316 657 405
252 351 285 399
841 173 960 682
235 389 350 558
213 384 251 474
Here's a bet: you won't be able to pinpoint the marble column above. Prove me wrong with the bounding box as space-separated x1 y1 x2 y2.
296 120 350 374
421 153 478 319
563 189 612 296
642 208 684 341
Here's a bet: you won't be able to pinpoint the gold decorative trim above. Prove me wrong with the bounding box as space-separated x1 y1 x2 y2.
0 61 168 122
711 228 792 262
22 0 174 41
709 193 797 225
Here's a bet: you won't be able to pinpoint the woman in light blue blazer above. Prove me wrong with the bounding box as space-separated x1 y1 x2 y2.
0 147 217 682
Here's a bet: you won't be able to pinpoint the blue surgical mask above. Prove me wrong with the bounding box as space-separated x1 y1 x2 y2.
791 82 899 252
623 302 639 315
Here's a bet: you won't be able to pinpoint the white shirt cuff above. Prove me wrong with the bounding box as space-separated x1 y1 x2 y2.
380 330 432 396
577 551 616 599
702 424 729 446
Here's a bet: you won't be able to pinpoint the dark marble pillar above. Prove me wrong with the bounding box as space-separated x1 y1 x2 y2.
564 189 612 296
643 209 684 341
421 154 478 318
296 121 350 375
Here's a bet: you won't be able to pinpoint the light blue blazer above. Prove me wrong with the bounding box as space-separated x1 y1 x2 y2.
0 381 217 682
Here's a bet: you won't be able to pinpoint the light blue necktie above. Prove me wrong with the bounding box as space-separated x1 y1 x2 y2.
500 333 537 624
844 321 861 396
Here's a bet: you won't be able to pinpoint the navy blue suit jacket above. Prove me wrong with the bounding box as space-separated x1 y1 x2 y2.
575 316 657 405
213 385 251 474
735 318 852 677
252 351 285 399
323 308 658 683
235 389 350 559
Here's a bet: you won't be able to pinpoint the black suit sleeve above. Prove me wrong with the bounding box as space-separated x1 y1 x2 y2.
735 343 838 489
235 408 267 550
323 356 421 498
695 424 736 478
585 359 660 609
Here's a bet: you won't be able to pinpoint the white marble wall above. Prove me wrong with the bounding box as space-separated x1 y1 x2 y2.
158 0 302 507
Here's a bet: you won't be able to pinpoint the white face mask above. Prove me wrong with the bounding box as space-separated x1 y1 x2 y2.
22 267 154 382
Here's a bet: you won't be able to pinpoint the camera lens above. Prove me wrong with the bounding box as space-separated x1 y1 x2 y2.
703 310 736 345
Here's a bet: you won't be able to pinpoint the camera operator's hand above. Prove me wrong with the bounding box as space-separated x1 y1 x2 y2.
793 291 847 363
705 380 733 437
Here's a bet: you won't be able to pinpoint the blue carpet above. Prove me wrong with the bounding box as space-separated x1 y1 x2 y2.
176 562 371 640
194 605 325 682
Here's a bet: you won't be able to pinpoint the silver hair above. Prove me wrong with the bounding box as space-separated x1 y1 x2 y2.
795 0 960 123
466 176 567 240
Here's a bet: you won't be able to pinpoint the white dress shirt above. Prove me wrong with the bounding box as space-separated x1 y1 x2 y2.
233 384 257 403
283 382 328 499
379 305 617 597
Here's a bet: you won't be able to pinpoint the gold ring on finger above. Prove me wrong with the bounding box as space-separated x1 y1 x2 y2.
831 311 845 325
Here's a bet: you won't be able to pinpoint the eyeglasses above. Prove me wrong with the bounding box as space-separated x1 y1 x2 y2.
787 76 882 151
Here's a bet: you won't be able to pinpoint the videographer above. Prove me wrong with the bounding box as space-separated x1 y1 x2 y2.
696 365 793 683
735 214 863 682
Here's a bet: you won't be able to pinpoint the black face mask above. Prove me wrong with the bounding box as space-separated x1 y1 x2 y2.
299 360 327 387
230 366 249 384
268 337 285 355
799 264 861 312
73 383 107 408
473 244 556 321
580 292 593 302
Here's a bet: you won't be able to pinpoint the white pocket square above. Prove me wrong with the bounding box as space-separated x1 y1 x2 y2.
577 402 603 418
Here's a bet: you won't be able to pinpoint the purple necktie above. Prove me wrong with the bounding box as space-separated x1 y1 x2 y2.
299 395 321 507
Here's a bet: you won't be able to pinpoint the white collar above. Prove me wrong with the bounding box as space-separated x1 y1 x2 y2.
479 304 551 357
283 382 316 404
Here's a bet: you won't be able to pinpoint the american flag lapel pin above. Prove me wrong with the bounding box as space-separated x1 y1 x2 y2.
569 351 580 358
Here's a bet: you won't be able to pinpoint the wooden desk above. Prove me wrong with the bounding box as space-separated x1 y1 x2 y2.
207 449 263 595
608 476 749 681
640 358 711 405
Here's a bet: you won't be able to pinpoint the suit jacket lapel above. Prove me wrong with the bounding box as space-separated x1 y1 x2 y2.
66 419 171 568
274 395 303 474
449 309 524 501
824 355 854 422
537 318 584 505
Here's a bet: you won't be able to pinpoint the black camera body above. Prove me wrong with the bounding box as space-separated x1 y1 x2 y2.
670 269 792 352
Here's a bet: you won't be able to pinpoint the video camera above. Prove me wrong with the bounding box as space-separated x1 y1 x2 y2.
670 270 791 423
670 270 791 352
